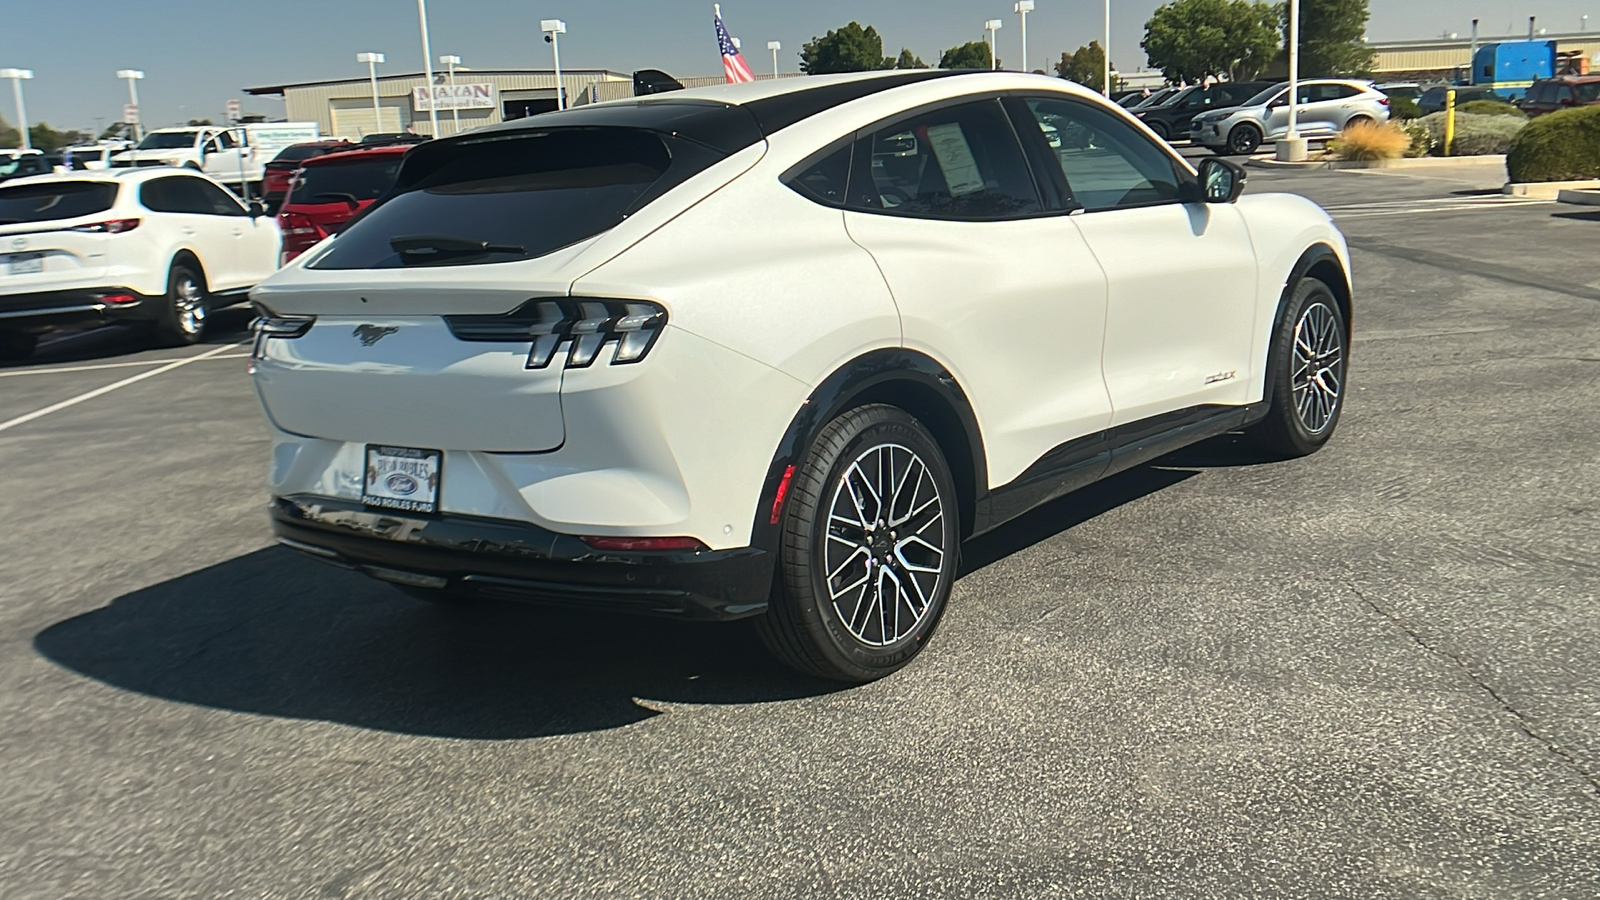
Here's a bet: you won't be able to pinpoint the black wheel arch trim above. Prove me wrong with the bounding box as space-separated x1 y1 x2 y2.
750 349 988 553
1278 242 1352 343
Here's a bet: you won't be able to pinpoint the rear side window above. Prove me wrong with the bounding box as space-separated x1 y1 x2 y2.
1578 83 1600 103
288 157 403 206
846 99 1040 221
0 181 119 224
141 176 227 215
311 127 713 269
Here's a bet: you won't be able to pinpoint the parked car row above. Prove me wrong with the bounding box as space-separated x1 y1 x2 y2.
1190 79 1392 154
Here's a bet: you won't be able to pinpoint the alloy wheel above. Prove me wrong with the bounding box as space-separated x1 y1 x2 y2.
1292 300 1344 434
822 442 948 648
174 276 207 335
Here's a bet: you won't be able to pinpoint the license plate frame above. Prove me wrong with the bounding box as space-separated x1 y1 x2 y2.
362 445 442 514
6 253 43 276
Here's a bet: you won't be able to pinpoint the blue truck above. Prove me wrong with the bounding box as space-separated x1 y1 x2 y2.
1471 40 1555 101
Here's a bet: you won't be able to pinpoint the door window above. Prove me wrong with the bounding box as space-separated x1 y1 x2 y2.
191 178 248 216
215 131 237 151
141 176 236 215
1017 97 1184 212
847 99 1040 220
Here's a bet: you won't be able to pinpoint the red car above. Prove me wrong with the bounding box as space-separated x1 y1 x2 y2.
276 144 408 264
1519 76 1600 117
261 140 352 212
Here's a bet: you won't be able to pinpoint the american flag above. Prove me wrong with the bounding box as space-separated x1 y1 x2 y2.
715 5 755 84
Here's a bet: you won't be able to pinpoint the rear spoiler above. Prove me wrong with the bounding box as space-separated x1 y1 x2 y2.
633 70 685 97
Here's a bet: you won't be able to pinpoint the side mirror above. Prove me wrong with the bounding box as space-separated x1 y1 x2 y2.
1196 157 1246 204
248 199 266 218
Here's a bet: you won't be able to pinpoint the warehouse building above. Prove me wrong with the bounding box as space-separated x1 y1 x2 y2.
1369 31 1600 82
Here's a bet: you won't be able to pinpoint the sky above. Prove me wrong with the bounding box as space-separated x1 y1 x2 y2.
3 0 1598 133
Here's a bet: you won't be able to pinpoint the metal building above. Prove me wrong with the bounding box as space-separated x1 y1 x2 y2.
1370 31 1600 83
243 69 632 139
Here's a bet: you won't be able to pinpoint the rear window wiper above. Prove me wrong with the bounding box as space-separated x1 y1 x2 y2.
389 234 526 263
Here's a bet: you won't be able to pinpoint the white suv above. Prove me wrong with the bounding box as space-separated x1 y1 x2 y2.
251 71 1353 681
0 168 281 359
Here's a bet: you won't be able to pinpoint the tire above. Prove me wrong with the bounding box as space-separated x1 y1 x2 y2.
1343 115 1375 131
756 404 961 682
1247 276 1349 458
154 262 208 346
1227 123 1263 155
1148 120 1171 142
0 331 38 362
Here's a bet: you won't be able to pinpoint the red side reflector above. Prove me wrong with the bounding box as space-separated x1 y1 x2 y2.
769 464 796 525
580 536 707 552
102 294 138 305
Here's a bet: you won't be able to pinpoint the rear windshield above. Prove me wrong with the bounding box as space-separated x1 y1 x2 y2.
311 127 712 269
0 181 119 225
287 156 404 207
274 143 341 163
136 132 199 150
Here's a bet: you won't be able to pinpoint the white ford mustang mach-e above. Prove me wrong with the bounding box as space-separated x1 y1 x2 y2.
250 70 1352 682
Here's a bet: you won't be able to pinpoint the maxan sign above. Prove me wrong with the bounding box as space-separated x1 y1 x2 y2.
412 83 496 111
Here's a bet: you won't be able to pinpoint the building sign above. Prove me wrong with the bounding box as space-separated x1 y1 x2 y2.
413 83 497 111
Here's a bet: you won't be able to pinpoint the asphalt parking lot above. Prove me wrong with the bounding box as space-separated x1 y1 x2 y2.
2 161 1598 898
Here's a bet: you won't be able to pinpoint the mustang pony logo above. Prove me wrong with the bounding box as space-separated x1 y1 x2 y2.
352 324 398 346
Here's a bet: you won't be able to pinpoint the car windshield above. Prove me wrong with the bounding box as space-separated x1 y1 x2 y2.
136 132 199 150
1577 83 1600 103
311 127 713 270
1242 84 1288 107
288 156 404 206
0 181 119 225
274 143 341 163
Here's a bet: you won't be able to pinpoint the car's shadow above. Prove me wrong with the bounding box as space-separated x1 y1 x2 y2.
33 436 1268 740
0 306 255 370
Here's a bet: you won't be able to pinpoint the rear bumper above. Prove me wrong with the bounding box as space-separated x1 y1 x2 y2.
0 288 160 331
270 494 775 621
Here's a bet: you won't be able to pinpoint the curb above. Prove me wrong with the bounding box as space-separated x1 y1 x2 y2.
1503 179 1600 199
1247 155 1507 171
1556 189 1600 207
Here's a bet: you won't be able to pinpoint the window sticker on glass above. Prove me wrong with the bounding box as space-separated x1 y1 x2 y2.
923 123 986 197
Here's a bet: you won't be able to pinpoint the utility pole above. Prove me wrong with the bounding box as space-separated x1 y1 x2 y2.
1015 1 1034 74
357 52 386 134
417 0 439 136
767 41 781 79
440 55 461 135
116 69 144 141
541 19 567 110
1278 0 1305 161
0 69 32 150
984 19 1003 70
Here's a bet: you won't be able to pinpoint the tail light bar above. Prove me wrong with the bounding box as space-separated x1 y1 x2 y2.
253 314 316 338
70 218 141 234
445 298 667 369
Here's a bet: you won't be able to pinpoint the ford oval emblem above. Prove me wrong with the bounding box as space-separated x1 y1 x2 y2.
385 473 419 496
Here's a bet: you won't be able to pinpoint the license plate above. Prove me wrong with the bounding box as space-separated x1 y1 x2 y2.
6 253 43 276
362 445 441 514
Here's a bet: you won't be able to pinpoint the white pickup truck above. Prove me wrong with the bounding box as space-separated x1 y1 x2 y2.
109 123 320 191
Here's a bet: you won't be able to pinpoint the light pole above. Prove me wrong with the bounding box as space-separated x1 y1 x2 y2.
541 19 567 110
767 41 781 79
357 52 386 135
1015 1 1033 74
440 55 461 135
1102 0 1111 95
1279 0 1305 161
0 69 31 150
417 0 439 136
115 69 144 141
983 19 1003 70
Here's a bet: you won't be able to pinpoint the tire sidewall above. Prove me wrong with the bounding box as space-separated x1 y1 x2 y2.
1268 278 1348 453
1230 123 1262 154
162 263 207 345
786 408 960 678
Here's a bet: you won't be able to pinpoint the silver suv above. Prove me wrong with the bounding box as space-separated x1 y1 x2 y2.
1190 79 1391 155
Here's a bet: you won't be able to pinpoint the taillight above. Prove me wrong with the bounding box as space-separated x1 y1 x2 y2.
445 298 668 369
253 314 316 338
1378 96 1391 106
580 536 707 552
71 218 141 234
102 293 138 305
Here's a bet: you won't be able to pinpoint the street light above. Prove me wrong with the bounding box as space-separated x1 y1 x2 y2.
115 69 144 141
540 19 567 110
983 19 1003 71
1102 0 1111 96
1279 0 1305 161
356 52 386 135
417 0 439 136
1015 1 1034 74
0 69 32 150
767 41 781 79
440 54 462 135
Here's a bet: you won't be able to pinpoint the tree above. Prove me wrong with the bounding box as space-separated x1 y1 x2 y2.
187 118 214 126
894 49 928 70
800 22 895 74
940 41 996 70
0 113 18 150
1055 41 1113 90
1142 0 1280 83
1288 0 1375 77
25 123 75 154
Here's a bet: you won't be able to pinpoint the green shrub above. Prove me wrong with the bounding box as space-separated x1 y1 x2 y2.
1459 99 1526 118
1414 112 1526 156
1506 106 1600 182
1389 97 1422 120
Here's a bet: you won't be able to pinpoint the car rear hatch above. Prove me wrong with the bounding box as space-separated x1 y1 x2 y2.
252 122 739 453
0 180 121 300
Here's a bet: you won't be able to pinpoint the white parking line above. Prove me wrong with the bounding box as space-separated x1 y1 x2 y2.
0 353 250 378
0 341 249 434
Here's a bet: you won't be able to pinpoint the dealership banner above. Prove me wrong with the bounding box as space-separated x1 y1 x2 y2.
413 83 497 111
